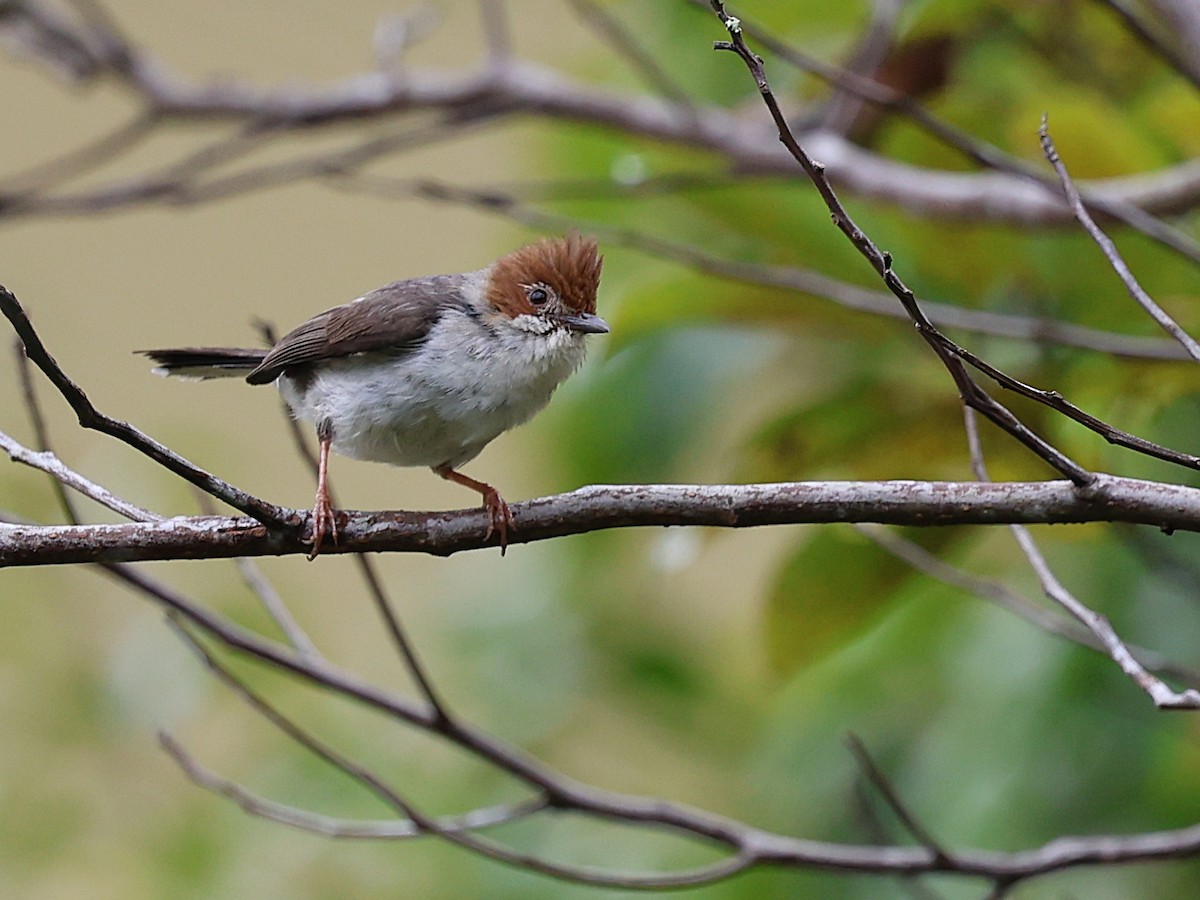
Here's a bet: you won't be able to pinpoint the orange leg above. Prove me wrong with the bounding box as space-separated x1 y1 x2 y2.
307 424 339 559
434 465 513 554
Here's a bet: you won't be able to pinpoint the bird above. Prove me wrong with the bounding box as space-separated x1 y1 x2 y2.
141 233 607 557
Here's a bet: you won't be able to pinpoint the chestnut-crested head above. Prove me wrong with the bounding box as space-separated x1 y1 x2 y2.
486 234 609 334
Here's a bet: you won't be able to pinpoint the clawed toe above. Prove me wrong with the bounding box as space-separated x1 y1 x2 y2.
483 490 514 555
306 493 339 560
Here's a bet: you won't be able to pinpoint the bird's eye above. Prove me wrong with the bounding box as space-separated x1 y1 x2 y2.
527 286 550 305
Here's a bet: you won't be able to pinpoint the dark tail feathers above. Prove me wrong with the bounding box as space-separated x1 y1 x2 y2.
139 347 270 380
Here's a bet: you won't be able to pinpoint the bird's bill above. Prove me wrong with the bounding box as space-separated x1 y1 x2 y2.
552 312 610 334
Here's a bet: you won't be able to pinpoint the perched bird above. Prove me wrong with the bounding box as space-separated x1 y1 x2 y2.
141 234 607 556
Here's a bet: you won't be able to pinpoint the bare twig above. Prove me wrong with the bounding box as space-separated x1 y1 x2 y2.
165 615 425 819
4 3 1200 234
856 524 1200 689
1013 520 1200 709
477 0 512 67
934 334 1200 473
193 488 318 657
1039 116 1200 363
15 339 80 522
566 0 699 115
0 110 157 193
164 616 756 890
372 4 443 70
0 119 484 219
818 0 907 136
232 556 320 657
1091 0 1200 88
14 331 159 526
845 734 951 863
848 780 950 900
0 285 293 527
0 428 161 522
162 736 548 839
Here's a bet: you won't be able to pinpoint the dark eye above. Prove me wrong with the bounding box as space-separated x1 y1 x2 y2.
528 287 549 305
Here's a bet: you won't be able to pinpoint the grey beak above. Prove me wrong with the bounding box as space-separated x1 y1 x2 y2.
553 312 610 334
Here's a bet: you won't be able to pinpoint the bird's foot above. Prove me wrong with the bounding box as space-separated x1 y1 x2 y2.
481 488 513 556
306 488 339 560
434 465 514 556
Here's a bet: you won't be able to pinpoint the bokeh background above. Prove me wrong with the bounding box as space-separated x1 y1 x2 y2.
3 1 1200 897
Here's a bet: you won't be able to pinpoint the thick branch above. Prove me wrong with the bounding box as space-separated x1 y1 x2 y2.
3 476 1199 567
4 14 1200 229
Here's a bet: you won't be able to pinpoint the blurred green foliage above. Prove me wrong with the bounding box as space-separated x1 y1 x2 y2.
536 1 1200 897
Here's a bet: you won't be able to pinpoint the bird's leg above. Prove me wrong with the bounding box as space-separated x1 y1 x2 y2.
308 420 338 559
433 465 513 554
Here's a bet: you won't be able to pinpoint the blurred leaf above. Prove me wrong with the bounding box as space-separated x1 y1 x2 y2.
764 528 911 676
740 375 969 481
552 329 770 483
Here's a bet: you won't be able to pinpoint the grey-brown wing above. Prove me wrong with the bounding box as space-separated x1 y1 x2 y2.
245 275 464 384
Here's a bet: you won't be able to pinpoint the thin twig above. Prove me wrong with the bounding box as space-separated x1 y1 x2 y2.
372 4 444 70
15 339 79 522
477 0 512 66
164 616 755 890
1011 523 1200 709
165 617 419 813
0 119 483 219
818 0 904 135
9 342 160 521
0 110 157 193
936 333 1200 472
1090 0 1200 88
845 734 951 863
236 557 319 656
0 284 292 526
855 524 1200 689
567 0 700 115
161 737 548 839
848 777 949 900
0 429 161 522
1039 116 1200 363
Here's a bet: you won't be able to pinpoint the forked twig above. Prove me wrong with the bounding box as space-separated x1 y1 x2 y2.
962 407 1200 709
845 734 951 864
161 734 548 840
0 285 292 526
